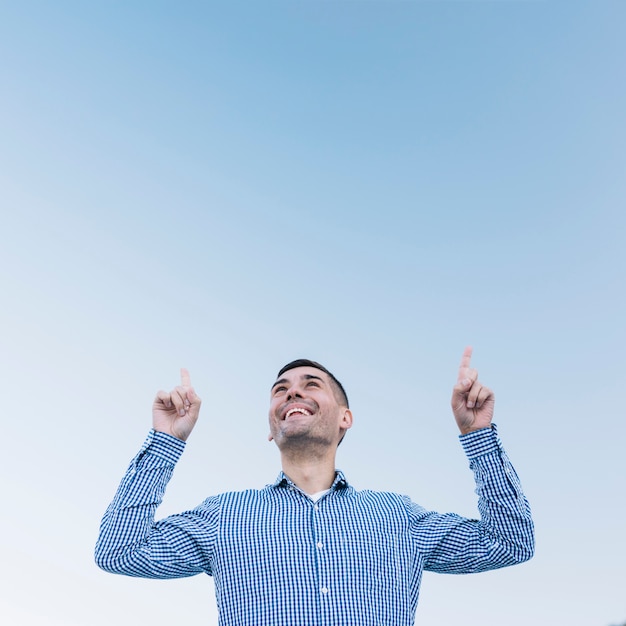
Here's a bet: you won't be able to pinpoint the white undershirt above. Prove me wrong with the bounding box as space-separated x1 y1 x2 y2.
309 489 330 503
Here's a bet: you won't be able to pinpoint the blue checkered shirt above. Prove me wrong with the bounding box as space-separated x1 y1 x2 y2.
95 425 533 625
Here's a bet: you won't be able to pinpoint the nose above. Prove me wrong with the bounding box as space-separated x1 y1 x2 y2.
286 384 302 401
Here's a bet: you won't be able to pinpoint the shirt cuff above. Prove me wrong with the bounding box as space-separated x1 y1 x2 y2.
139 429 186 465
459 423 500 460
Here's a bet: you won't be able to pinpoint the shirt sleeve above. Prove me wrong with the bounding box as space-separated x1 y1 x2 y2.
94 430 219 579
409 425 535 574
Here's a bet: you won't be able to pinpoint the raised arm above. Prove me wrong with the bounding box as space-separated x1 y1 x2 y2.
95 369 212 578
412 347 534 573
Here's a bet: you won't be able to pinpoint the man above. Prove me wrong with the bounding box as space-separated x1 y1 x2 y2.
95 347 534 625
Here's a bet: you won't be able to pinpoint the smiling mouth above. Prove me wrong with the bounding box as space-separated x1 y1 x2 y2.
284 407 312 420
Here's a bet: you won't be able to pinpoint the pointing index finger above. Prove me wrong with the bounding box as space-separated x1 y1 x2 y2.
181 368 192 389
457 346 473 382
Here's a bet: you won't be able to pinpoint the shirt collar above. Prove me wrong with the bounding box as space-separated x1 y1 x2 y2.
272 469 349 491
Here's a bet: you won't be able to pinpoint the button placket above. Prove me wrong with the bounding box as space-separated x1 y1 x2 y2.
311 499 330 599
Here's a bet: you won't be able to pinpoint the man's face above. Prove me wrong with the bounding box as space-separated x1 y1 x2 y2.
268 366 352 449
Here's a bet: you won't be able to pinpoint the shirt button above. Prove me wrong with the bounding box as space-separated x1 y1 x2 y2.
321 587 329 595
316 541 323 549
314 505 319 511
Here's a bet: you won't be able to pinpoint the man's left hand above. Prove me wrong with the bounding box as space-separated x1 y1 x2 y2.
451 346 495 435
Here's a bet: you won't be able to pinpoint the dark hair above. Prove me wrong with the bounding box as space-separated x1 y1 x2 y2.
276 359 349 408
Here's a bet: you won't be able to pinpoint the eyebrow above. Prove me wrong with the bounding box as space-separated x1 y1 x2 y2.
271 373 324 392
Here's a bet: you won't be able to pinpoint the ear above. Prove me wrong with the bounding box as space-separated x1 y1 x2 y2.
341 408 353 431
268 432 274 442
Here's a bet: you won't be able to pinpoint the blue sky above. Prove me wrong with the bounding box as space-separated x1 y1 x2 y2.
0 2 624 625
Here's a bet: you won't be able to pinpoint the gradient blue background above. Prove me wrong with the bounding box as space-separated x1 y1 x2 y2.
1 1 624 624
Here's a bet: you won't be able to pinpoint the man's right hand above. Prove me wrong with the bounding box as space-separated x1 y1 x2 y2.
153 368 202 442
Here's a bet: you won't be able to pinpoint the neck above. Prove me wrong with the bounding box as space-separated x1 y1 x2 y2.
280 446 337 495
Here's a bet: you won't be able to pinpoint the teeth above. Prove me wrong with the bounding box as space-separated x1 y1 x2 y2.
285 408 311 418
